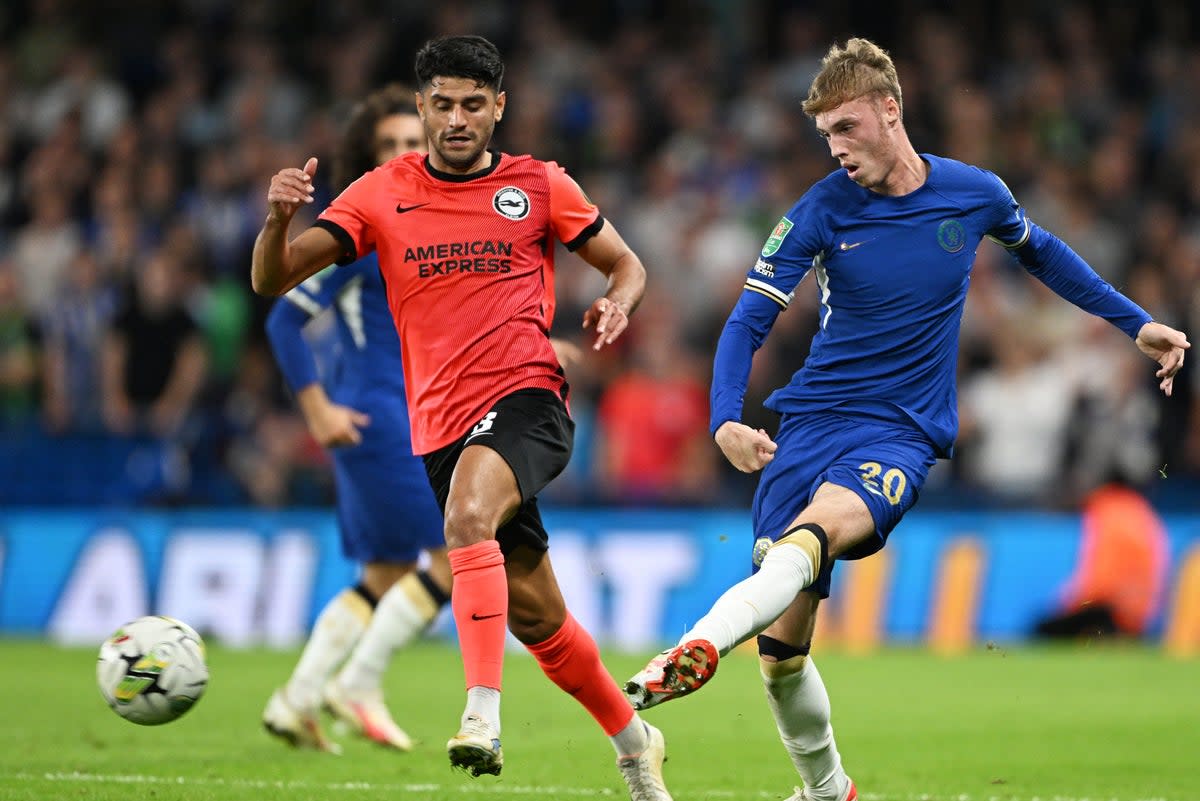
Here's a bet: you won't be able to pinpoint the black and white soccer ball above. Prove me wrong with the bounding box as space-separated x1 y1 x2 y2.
96 615 208 725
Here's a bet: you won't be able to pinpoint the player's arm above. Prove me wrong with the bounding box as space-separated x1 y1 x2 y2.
251 157 343 296
574 221 646 350
711 291 782 472
264 279 370 448
986 173 1189 395
711 206 818 472
1001 222 1189 395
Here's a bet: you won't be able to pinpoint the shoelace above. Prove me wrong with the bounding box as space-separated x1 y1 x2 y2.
618 756 658 796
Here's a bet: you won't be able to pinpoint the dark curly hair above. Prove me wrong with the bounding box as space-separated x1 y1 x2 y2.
333 83 417 191
414 35 504 92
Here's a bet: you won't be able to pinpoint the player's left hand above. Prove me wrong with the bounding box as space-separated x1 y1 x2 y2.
1135 321 1190 396
582 297 629 351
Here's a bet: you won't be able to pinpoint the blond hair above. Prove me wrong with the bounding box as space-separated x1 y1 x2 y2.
802 38 903 118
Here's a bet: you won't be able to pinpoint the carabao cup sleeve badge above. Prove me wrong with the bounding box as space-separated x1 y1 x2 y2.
761 217 794 257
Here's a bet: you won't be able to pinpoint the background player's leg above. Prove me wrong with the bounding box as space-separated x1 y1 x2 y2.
336 555 450 694
443 445 521 775
327 555 451 750
262 582 374 752
507 544 672 800
760 594 854 801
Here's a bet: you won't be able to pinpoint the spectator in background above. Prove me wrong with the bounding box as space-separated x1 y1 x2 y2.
1034 480 1170 639
11 186 80 317
0 257 39 428
957 323 1077 503
41 250 119 432
594 297 715 504
101 247 207 439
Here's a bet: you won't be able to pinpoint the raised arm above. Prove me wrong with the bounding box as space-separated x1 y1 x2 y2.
573 220 646 351
251 157 344 296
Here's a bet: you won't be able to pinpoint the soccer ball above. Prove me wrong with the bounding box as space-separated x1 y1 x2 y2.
97 615 209 725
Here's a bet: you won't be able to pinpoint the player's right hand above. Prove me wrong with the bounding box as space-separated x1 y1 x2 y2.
714 421 777 473
307 401 370 448
266 157 318 223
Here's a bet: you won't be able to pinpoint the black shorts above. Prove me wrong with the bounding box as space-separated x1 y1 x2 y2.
422 388 574 555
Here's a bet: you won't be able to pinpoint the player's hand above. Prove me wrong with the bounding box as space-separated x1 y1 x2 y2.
582 297 629 351
714 421 777 473
549 337 583 369
1135 321 1190 396
307 402 370 448
266 157 318 224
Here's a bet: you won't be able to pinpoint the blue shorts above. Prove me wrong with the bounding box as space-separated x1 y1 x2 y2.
331 434 444 563
751 410 938 597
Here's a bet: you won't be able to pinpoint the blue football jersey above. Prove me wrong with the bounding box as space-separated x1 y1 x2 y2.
268 253 443 561
281 253 409 419
711 154 1149 455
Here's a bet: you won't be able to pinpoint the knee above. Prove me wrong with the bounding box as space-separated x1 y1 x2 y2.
443 500 496 549
507 608 564 645
360 562 413 599
758 634 810 679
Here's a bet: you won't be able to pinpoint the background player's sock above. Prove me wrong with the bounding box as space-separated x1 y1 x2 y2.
449 540 507 711
337 570 449 694
761 655 850 801
285 585 373 710
679 536 819 654
523 613 638 753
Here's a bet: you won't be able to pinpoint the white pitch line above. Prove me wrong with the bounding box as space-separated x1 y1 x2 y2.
7 771 1183 801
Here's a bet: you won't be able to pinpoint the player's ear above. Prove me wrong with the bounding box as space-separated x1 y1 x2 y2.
495 90 506 122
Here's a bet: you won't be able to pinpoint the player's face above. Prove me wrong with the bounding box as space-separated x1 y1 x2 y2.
417 77 505 174
814 95 898 192
373 113 427 165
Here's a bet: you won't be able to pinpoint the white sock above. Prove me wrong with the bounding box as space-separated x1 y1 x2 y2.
610 715 650 758
680 542 816 655
337 572 441 694
285 588 372 710
762 657 849 801
463 686 502 733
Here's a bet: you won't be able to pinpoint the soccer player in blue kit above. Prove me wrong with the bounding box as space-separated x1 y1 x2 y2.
625 38 1190 801
261 85 450 753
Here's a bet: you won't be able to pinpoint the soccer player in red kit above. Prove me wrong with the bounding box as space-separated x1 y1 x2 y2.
251 35 672 801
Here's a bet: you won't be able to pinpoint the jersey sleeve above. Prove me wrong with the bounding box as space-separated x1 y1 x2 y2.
545 162 603 251
315 172 379 265
282 260 368 317
744 192 827 309
980 170 1032 249
979 171 1150 338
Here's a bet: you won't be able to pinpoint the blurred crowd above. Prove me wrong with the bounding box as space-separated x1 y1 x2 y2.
0 0 1198 509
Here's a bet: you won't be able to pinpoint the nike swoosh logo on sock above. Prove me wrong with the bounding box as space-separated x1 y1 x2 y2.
471 612 503 621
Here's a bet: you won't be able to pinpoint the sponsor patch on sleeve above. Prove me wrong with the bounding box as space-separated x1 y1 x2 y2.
761 217 793 257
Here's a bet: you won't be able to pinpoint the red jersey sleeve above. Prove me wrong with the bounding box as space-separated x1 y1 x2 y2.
315 172 378 265
545 162 603 251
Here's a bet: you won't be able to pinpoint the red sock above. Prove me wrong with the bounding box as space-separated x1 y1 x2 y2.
449 540 507 690
525 613 635 736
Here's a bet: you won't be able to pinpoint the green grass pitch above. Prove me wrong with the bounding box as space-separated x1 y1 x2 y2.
0 639 1195 800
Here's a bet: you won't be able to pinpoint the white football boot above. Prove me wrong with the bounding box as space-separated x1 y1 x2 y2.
447 714 503 776
785 778 858 801
616 721 673 800
323 679 414 751
262 687 341 754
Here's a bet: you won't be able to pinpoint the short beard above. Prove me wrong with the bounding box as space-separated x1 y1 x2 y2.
434 139 489 172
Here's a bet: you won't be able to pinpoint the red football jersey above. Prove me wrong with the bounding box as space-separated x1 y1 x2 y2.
315 152 602 454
